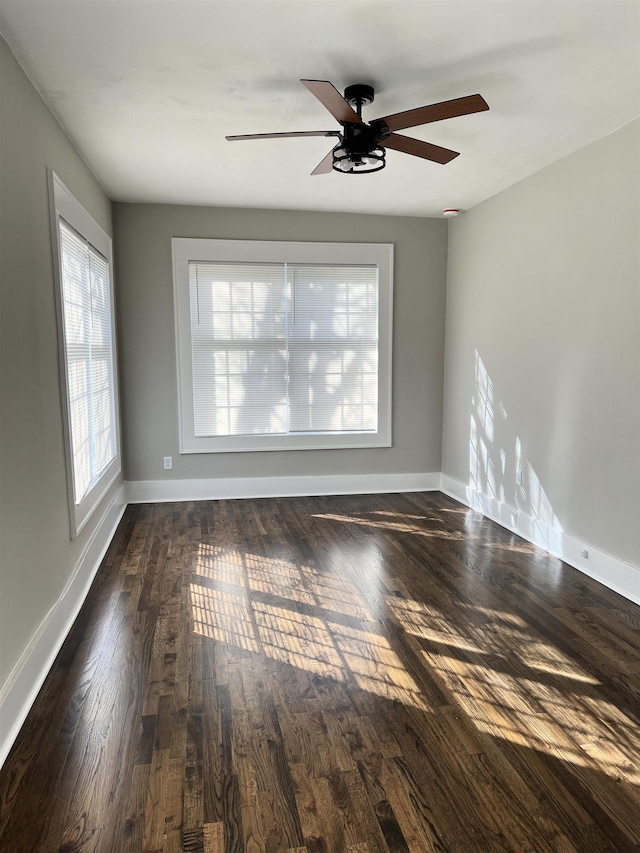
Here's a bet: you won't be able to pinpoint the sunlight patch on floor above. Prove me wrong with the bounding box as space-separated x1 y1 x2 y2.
385 595 640 785
190 543 639 786
190 584 259 652
421 648 640 786
483 541 536 554
329 620 427 709
300 564 373 620
245 553 315 605
312 512 465 539
190 545 427 709
387 596 484 654
253 600 345 681
193 544 246 586
365 510 436 521
515 637 601 685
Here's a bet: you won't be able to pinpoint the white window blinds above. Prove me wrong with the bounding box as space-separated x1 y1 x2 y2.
59 219 117 503
287 265 378 433
188 261 379 438
190 262 287 437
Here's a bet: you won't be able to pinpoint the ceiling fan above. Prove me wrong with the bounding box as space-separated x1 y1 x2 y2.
226 79 489 175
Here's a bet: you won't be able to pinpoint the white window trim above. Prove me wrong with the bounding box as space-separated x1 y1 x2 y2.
172 238 393 454
48 171 121 538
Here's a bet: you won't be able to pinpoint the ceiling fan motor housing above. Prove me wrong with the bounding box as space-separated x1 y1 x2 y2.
342 122 386 154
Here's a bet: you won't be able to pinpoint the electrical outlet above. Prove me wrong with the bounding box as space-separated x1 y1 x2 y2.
581 549 589 559
163 456 173 470
515 468 522 486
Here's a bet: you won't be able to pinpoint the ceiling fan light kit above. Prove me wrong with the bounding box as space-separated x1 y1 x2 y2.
226 79 489 176
333 146 386 173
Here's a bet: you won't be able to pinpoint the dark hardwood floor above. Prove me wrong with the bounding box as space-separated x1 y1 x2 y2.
1 492 639 852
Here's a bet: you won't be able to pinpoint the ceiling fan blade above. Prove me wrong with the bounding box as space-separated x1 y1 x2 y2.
382 133 460 164
301 79 364 125
376 94 489 133
311 148 335 175
226 130 339 141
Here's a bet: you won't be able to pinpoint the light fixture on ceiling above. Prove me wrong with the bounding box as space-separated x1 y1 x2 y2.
332 145 386 173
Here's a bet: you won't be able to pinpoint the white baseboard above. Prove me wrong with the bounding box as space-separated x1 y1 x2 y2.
0 482 128 769
440 474 640 606
126 471 441 504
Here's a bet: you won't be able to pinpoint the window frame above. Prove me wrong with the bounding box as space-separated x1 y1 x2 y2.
172 238 393 454
48 171 121 538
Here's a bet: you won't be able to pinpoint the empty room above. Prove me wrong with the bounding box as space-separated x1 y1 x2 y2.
0 1 639 851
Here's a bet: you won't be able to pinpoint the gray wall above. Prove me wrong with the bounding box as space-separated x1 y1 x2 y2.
443 120 640 567
0 37 121 689
114 204 448 482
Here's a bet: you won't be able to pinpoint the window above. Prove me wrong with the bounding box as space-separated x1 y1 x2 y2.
173 239 393 453
49 172 120 536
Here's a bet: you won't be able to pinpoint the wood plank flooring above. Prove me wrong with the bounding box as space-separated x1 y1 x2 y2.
0 492 639 852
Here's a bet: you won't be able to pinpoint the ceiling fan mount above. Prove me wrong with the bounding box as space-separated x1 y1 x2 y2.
226 79 489 175
343 83 375 112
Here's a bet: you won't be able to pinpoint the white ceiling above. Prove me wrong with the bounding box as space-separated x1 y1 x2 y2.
1 1 639 217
